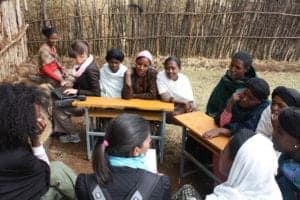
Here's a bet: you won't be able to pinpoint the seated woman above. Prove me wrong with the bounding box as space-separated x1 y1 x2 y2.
206 51 256 118
205 129 282 199
157 56 196 124
173 129 281 200
256 86 300 139
53 40 100 143
100 48 127 97
272 107 300 200
204 77 270 138
75 114 171 199
0 83 77 200
122 50 158 99
39 26 73 87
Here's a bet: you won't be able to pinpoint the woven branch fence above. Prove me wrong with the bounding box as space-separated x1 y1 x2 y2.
0 0 28 81
25 0 300 61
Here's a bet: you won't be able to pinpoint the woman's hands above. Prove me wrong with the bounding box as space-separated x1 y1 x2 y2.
30 117 47 147
63 88 78 95
184 101 193 112
203 128 231 139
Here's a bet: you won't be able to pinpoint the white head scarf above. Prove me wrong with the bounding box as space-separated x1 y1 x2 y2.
206 133 282 200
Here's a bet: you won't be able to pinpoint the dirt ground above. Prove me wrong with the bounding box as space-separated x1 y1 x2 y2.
10 57 300 197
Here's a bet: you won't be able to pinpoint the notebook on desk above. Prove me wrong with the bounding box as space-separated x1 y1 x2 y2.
145 149 157 173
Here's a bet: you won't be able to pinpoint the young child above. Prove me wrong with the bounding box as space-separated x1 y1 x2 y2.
204 77 270 138
122 50 158 99
157 56 196 123
100 48 127 97
39 26 73 87
75 114 171 199
206 51 256 118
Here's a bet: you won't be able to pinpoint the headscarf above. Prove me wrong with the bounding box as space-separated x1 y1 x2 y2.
278 107 300 140
246 77 270 101
272 86 300 107
136 50 153 65
206 134 282 200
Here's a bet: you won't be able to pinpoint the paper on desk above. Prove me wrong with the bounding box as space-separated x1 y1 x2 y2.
145 149 157 173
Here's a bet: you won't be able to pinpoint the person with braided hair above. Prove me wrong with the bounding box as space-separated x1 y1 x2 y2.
0 83 76 200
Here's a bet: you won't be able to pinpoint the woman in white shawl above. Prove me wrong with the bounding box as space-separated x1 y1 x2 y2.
206 129 282 200
99 48 127 97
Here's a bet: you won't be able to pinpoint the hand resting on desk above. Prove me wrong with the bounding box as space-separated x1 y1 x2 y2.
203 128 231 139
63 88 78 95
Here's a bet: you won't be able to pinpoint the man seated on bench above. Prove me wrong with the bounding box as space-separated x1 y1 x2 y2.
204 77 270 139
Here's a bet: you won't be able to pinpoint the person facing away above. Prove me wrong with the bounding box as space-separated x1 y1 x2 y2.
272 107 300 200
204 77 270 139
38 26 73 87
75 114 171 200
157 56 197 124
53 40 100 143
206 129 282 200
0 83 77 200
122 50 158 99
100 48 127 97
206 51 256 118
256 86 300 139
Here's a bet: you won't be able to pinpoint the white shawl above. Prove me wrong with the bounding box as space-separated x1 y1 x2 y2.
99 63 127 97
206 133 282 200
72 54 94 77
156 70 194 102
256 105 273 139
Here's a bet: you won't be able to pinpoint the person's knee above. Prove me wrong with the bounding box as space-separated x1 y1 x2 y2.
50 161 76 185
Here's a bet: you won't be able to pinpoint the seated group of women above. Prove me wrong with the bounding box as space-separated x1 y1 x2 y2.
0 82 299 200
0 26 298 200
38 27 197 143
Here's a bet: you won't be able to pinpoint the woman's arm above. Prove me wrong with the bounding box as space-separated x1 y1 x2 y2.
122 69 134 99
40 62 63 82
78 65 100 96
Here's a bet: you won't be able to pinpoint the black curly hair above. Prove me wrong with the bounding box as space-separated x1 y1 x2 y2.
0 83 50 151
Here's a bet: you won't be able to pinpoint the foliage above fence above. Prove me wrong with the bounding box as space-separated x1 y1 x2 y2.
25 0 300 61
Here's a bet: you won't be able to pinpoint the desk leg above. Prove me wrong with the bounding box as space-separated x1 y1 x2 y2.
85 108 92 160
180 127 186 177
158 111 166 164
180 128 222 183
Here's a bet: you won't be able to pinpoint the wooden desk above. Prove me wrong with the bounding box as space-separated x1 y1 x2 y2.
73 97 174 162
174 111 229 182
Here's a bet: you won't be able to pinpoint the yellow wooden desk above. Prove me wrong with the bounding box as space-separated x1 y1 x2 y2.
174 111 229 182
73 97 174 162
